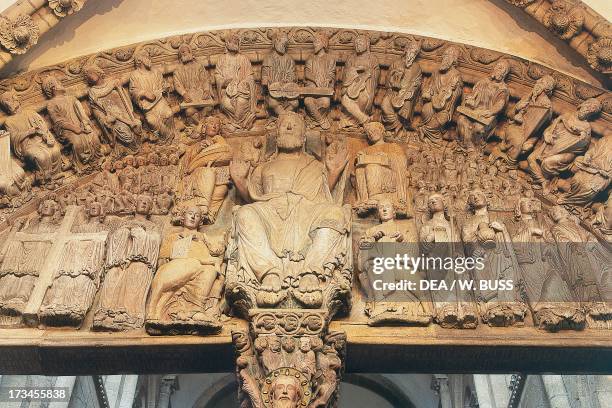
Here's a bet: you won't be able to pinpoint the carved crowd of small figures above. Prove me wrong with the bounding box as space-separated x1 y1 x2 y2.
0 28 610 408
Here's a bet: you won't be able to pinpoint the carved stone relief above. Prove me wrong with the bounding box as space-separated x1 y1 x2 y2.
0 25 609 405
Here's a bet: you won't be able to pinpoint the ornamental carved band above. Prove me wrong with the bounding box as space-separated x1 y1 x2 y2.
0 27 610 407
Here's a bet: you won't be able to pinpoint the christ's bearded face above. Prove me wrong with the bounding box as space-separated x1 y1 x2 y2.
277 114 305 151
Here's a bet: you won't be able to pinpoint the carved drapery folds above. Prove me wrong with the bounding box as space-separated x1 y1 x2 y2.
0 25 610 405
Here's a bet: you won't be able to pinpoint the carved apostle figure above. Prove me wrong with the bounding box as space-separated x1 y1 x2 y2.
524 98 601 188
354 121 411 217
304 31 336 130
491 75 555 166
418 46 463 144
146 206 226 334
85 63 142 157
228 112 350 309
215 33 257 131
42 75 102 173
456 60 510 149
461 189 527 326
262 30 299 115
0 198 62 320
340 34 380 128
546 205 610 327
175 115 232 223
360 199 430 326
420 193 477 328
129 49 175 142
512 198 584 331
0 91 63 186
381 41 422 132
173 43 214 124
93 194 161 331
38 200 109 327
556 130 611 206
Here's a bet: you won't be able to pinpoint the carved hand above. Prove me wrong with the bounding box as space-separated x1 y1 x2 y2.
489 221 504 232
325 141 349 173
229 159 250 181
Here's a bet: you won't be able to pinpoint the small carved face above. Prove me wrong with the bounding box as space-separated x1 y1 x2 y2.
135 195 152 215
281 337 296 353
533 75 555 96
205 117 221 137
183 207 202 229
577 99 601 121
268 336 282 353
273 33 289 54
136 156 147 167
179 45 194 63
364 122 384 144
124 156 134 167
226 34 240 52
134 51 152 69
354 35 369 54
427 194 445 213
377 200 394 222
519 199 534 216
88 201 102 217
468 190 487 210
492 61 510 81
270 376 302 408
277 113 305 151
39 200 57 217
298 337 311 352
440 49 458 71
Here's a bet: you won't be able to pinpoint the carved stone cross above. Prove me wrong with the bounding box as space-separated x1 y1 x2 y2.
8 205 108 327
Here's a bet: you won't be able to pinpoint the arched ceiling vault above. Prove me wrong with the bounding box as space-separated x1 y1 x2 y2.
0 0 610 88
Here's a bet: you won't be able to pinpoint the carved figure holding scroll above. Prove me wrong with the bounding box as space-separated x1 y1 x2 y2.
354 121 411 217
456 60 510 149
490 75 555 166
556 129 611 206
175 115 232 223
146 206 226 335
524 98 601 189
42 74 102 173
129 49 175 142
381 41 422 132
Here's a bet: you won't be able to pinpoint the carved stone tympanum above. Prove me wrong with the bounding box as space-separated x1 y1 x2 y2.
0 24 609 402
